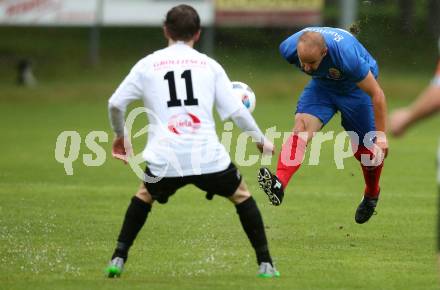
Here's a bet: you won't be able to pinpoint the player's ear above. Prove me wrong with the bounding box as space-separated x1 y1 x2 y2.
322 47 328 57
163 26 171 40
193 29 201 43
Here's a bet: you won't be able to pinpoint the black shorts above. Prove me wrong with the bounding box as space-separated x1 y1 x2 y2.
144 163 242 204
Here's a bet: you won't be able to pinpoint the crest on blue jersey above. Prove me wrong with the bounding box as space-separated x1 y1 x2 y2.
328 68 342 80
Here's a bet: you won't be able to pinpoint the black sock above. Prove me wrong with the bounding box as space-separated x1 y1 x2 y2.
112 196 152 262
235 197 272 265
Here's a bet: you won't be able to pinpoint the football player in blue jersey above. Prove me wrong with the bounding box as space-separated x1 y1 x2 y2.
258 27 388 224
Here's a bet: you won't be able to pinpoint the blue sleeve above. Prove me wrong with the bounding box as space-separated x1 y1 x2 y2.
279 33 301 65
339 45 370 83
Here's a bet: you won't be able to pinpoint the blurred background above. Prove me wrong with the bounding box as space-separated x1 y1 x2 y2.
1 0 439 87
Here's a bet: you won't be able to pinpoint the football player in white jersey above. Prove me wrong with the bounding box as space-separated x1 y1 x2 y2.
390 56 440 136
105 4 280 279
389 37 440 278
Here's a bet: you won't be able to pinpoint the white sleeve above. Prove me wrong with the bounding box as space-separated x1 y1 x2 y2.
230 107 268 145
213 63 244 121
108 64 144 136
432 75 440 87
108 105 125 137
108 66 143 110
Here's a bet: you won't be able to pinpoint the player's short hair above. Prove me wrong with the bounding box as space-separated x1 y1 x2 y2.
299 31 326 51
164 5 201 41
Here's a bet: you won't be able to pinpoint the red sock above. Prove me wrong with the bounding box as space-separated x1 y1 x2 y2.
353 146 384 198
276 134 307 189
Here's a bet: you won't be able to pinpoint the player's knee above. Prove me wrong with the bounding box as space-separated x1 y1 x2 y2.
293 120 314 142
229 182 251 205
135 184 154 204
294 115 322 142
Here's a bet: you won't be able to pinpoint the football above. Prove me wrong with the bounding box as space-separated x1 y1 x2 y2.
231 81 256 113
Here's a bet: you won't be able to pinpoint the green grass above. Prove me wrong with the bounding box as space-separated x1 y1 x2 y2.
1 46 439 289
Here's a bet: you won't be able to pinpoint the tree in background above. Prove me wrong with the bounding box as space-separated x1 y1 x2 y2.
398 0 440 36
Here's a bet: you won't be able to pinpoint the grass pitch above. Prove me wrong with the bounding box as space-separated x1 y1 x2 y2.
0 53 439 290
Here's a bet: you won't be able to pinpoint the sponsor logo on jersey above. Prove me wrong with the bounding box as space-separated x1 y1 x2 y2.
168 113 201 135
328 68 342 80
304 27 345 42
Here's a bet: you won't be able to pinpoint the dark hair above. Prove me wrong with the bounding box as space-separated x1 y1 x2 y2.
164 5 200 41
349 22 360 36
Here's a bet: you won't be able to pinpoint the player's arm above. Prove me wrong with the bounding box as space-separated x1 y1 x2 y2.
108 105 125 137
390 71 440 136
212 61 274 154
279 31 302 68
108 65 144 163
108 104 132 164
230 107 275 155
357 71 388 156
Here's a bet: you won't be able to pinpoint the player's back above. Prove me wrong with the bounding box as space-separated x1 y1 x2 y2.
142 42 216 125
280 27 378 92
123 42 239 177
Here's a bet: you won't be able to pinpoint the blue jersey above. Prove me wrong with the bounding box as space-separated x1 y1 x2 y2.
280 27 378 92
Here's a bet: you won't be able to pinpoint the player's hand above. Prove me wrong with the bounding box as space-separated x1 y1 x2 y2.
377 139 388 159
257 140 275 155
112 136 133 164
374 132 388 163
389 108 411 137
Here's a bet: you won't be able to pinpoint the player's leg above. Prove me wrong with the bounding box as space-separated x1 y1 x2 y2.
258 82 336 205
114 183 154 259
337 89 383 224
437 140 440 278
228 181 279 278
195 164 279 277
106 183 154 277
258 113 322 205
107 167 184 277
276 112 323 187
438 185 440 279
